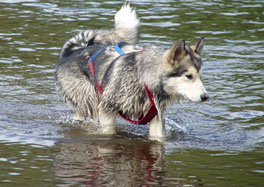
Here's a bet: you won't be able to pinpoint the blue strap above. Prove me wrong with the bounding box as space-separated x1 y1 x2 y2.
114 42 126 55
91 42 127 61
89 48 105 62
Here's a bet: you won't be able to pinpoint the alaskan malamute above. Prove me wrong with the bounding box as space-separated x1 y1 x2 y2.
55 3 209 140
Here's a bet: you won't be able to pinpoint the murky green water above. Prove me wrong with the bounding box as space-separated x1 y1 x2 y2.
0 0 263 186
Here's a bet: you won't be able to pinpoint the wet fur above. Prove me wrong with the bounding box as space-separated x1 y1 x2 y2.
55 3 208 139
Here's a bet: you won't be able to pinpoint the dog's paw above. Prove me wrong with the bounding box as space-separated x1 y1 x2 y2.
73 113 85 121
99 126 117 135
148 136 166 143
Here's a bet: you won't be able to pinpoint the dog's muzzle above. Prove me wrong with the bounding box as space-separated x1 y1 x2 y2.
201 93 209 102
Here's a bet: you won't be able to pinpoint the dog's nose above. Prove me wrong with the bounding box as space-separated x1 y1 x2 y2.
201 93 209 102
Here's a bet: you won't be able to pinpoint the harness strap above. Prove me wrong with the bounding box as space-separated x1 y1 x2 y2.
114 42 126 55
89 42 158 125
119 84 158 125
89 48 105 94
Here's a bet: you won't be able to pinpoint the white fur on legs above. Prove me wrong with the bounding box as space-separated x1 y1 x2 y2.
98 109 117 134
149 115 165 142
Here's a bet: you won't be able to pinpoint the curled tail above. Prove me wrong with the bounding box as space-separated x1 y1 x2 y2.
114 3 140 43
59 3 140 59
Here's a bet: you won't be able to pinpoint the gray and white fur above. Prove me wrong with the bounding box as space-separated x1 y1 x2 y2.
55 3 209 140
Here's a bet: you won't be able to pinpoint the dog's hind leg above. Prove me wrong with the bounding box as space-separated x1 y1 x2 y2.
98 108 117 135
55 70 99 122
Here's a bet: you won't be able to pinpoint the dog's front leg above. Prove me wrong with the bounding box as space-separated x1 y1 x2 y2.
98 108 117 135
149 114 165 141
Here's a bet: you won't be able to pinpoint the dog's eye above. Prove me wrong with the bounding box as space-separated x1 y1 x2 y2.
186 74 193 80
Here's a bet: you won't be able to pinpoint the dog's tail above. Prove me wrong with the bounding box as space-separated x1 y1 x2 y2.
114 2 140 44
59 3 140 59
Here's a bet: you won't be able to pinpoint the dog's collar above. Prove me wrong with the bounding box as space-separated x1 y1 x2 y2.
89 42 158 125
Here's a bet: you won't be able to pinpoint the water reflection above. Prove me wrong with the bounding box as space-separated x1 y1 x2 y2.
53 140 170 186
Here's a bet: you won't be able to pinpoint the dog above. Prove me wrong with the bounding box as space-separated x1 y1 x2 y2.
55 3 209 140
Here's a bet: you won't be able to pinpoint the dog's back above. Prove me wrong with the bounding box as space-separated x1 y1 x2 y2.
58 3 139 60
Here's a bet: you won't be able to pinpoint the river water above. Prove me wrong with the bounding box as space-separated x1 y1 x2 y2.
0 0 263 186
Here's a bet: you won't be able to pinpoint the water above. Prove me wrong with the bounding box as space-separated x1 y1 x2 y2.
0 0 263 186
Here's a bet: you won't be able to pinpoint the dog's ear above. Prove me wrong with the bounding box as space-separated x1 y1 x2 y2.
191 37 205 55
167 39 188 66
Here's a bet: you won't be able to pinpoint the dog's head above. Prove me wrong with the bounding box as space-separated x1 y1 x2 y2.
162 37 209 102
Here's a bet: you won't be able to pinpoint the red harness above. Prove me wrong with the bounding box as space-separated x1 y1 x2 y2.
89 43 158 125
